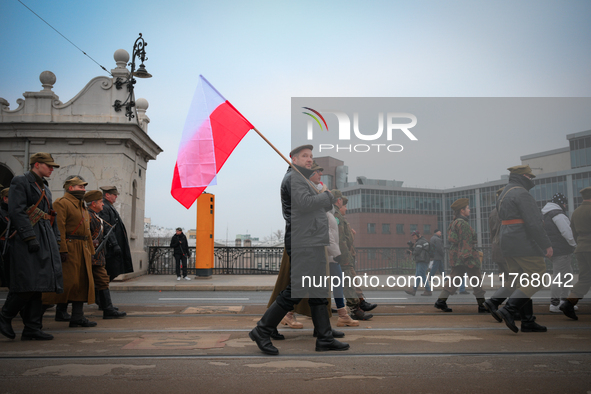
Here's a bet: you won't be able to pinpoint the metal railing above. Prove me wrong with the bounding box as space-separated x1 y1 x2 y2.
147 246 284 275
147 245 533 275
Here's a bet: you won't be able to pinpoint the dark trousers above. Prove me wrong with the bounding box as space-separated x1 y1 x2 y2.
442 265 486 298
174 254 187 277
275 284 329 312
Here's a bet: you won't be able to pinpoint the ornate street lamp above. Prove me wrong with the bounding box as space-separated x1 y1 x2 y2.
113 33 152 121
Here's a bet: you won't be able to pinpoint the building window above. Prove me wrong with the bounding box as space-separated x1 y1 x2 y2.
320 174 333 190
367 223 376 234
424 224 431 234
410 224 418 233
396 224 404 234
382 223 390 234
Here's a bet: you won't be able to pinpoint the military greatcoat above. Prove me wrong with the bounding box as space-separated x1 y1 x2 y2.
43 192 95 304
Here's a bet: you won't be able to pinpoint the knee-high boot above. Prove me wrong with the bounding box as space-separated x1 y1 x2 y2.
310 304 349 352
0 292 28 339
69 301 97 328
494 290 530 333
21 294 53 340
99 289 126 319
55 303 70 321
520 299 547 332
249 301 289 355
483 286 514 322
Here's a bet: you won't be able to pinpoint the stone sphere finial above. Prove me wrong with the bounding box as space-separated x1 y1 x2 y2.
39 71 56 91
114 49 130 69
136 98 149 111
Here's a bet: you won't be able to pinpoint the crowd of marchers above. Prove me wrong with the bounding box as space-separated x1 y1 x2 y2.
0 153 133 340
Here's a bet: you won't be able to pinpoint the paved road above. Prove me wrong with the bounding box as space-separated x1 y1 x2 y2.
0 289 561 306
0 292 589 393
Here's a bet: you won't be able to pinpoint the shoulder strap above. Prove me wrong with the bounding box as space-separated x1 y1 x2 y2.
497 186 524 212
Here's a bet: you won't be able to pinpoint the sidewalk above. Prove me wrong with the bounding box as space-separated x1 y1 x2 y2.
108 273 569 292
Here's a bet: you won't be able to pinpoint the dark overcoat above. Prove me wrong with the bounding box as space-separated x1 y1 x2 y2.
7 172 62 293
98 199 133 278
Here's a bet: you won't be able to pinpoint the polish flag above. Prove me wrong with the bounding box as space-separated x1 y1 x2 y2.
171 75 254 209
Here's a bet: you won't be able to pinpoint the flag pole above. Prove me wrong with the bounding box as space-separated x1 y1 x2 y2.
252 126 322 194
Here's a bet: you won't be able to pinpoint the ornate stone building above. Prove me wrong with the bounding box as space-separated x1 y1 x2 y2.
0 49 162 278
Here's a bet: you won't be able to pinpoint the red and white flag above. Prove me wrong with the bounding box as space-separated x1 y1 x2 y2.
171 75 253 208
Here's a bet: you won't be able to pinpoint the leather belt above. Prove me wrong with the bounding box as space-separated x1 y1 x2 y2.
502 219 524 225
66 235 89 241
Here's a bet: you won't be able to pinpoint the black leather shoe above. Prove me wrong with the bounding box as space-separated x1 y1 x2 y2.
21 331 54 341
0 314 15 339
249 327 278 355
478 305 487 313
314 328 345 338
483 299 502 322
495 308 518 333
270 328 285 340
521 321 547 332
559 300 578 321
350 308 373 321
55 310 71 322
434 300 452 312
359 300 377 311
315 339 350 352
69 318 98 328
103 309 127 319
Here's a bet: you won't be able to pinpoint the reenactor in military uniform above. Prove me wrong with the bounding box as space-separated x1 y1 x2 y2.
0 153 62 341
98 186 133 281
434 198 486 313
484 165 552 333
560 186 591 320
43 176 97 328
84 190 126 319
332 190 376 320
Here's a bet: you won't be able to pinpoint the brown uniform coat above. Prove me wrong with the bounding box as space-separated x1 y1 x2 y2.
43 193 95 304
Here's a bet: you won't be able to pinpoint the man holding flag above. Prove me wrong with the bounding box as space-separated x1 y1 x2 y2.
249 145 349 355
171 77 348 355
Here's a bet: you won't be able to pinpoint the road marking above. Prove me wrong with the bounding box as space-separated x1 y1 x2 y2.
158 298 250 301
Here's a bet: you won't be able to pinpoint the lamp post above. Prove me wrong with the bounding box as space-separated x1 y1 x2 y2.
113 33 152 121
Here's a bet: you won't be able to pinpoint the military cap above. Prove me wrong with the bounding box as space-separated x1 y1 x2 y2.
451 198 469 211
29 152 60 168
580 186 591 200
507 164 535 178
100 186 119 195
63 176 88 189
331 189 343 200
496 187 504 197
342 196 349 205
176 227 183 231
289 144 313 158
83 190 103 203
310 161 324 172
411 230 421 237
0 188 9 199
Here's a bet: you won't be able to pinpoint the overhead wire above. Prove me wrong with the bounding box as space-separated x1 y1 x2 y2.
16 0 112 76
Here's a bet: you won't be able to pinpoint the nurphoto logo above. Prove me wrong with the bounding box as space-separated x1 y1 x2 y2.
302 107 418 153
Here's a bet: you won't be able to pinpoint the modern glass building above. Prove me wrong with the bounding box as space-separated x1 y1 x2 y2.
315 130 591 269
